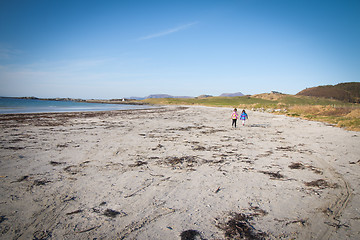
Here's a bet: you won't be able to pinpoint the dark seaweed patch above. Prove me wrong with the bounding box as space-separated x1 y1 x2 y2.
103 209 127 218
56 143 68 148
66 210 83 215
305 179 329 188
9 138 23 143
306 166 323 175
152 144 164 150
216 212 267 240
250 206 268 217
129 160 148 167
285 219 307 226
50 161 65 166
4 146 25 150
79 160 90 166
276 146 295 151
166 156 198 167
103 209 120 218
92 207 100 213
16 175 29 182
288 162 323 174
33 179 50 186
259 171 284 179
180 230 203 240
62 195 76 202
289 162 305 169
63 165 80 174
0 215 7 224
349 160 360 164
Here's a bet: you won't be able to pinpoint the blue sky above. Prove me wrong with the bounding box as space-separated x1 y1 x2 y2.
0 0 359 99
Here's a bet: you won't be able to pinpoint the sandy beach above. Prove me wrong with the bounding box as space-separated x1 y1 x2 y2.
0 106 359 239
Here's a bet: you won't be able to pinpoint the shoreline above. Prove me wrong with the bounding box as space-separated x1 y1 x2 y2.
0 99 156 115
0 106 164 116
12 96 147 105
0 106 359 239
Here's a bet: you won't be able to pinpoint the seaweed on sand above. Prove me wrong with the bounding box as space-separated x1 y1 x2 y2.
180 230 204 240
288 162 305 169
250 206 268 217
259 170 284 179
103 209 127 218
0 215 7 224
165 156 198 168
15 175 29 182
66 210 83 215
33 179 50 186
63 165 81 175
216 212 267 240
129 160 148 167
305 179 329 188
50 161 65 166
103 209 121 218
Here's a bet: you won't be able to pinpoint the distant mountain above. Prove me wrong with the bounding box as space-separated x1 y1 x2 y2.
128 96 146 100
297 82 360 103
219 92 244 97
146 94 173 99
130 93 247 99
146 94 193 99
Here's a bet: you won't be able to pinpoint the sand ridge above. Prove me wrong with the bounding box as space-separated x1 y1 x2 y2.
0 106 359 239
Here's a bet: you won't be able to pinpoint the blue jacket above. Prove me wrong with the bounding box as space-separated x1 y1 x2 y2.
240 113 248 120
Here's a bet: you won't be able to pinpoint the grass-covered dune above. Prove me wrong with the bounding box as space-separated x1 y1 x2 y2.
297 82 360 103
142 93 352 108
142 93 360 131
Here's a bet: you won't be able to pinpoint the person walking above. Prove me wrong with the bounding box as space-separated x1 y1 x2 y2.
231 108 239 128
240 109 248 126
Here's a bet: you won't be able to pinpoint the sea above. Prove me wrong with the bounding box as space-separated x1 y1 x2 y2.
0 97 152 114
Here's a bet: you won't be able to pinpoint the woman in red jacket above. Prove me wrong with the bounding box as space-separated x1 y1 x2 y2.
231 108 239 128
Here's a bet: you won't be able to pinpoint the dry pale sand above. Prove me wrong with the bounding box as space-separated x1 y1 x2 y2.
0 106 359 240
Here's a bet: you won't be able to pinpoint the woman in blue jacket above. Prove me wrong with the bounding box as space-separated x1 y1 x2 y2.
240 110 248 126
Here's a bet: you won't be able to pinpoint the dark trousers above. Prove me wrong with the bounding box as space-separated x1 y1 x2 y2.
232 119 237 127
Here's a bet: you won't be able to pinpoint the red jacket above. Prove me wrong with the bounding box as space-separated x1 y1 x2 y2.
231 111 239 119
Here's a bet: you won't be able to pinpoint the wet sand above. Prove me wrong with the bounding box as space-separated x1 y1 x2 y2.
0 106 359 239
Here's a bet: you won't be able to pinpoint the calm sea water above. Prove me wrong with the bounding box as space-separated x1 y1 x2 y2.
0 98 152 114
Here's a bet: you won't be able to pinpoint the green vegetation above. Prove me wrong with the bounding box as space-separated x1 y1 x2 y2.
143 96 277 108
141 94 359 131
142 94 351 108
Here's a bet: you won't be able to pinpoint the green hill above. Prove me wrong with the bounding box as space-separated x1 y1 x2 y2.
296 82 360 103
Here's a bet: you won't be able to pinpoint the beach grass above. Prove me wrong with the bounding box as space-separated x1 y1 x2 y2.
142 94 351 107
286 106 360 131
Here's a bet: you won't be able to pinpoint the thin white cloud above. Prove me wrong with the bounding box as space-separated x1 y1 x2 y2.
0 46 22 59
138 22 199 41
